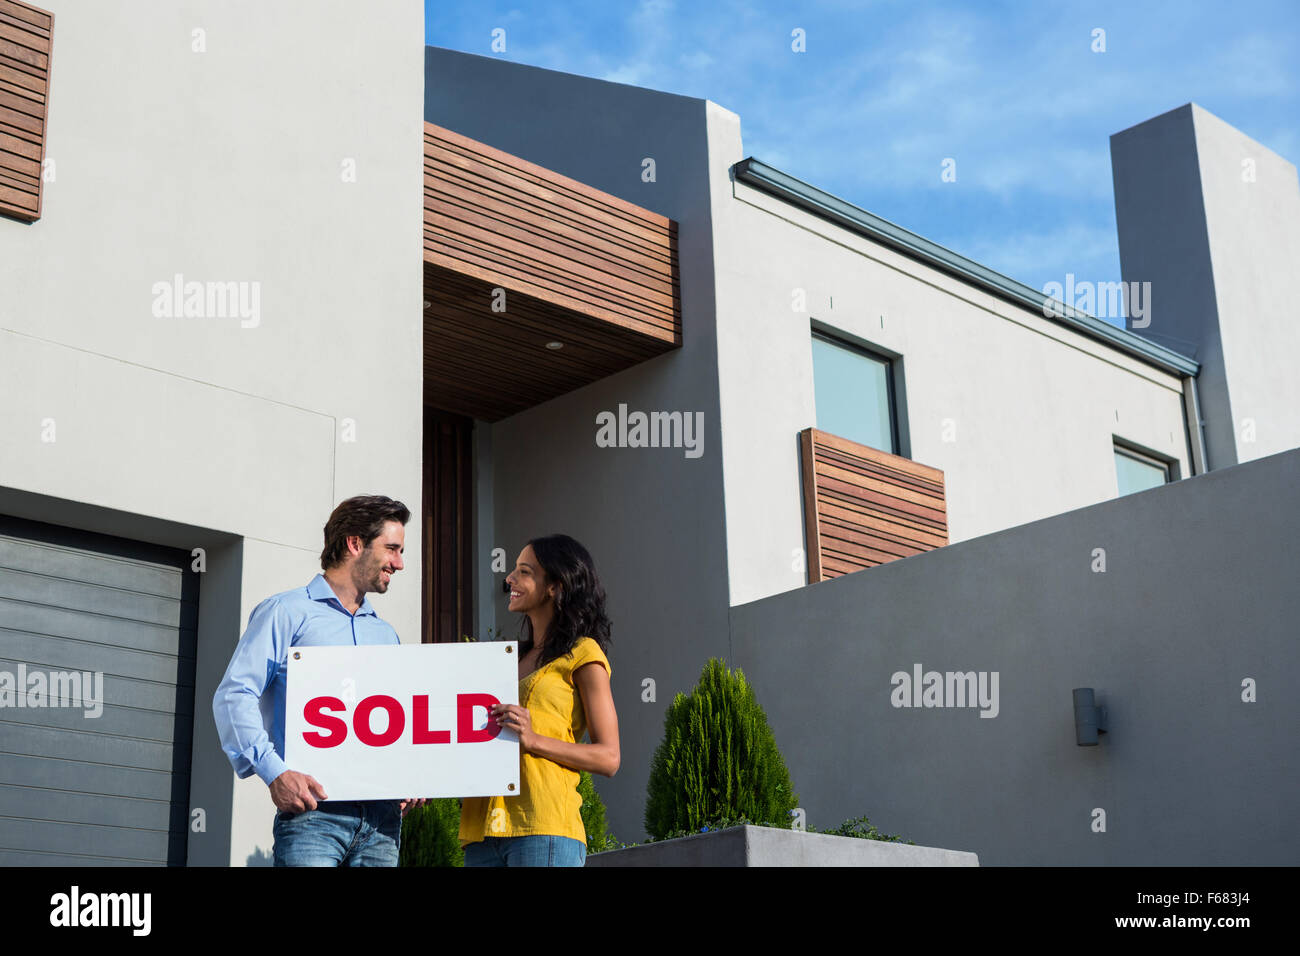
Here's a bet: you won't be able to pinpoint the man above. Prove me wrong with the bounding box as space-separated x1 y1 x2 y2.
213 494 423 866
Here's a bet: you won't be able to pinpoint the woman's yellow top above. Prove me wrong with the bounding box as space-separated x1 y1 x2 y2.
459 637 610 846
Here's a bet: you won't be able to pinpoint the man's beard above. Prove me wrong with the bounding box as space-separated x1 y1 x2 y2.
359 553 386 593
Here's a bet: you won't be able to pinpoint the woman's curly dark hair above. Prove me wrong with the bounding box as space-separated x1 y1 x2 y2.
518 534 612 667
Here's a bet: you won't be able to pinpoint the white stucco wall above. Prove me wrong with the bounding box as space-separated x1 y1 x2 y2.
705 104 1192 607
1192 104 1300 464
0 0 424 865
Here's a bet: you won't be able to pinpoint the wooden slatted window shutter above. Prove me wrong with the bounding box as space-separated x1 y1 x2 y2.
800 427 949 580
0 0 53 222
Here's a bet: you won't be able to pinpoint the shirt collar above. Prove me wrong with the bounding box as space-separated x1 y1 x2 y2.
307 573 376 616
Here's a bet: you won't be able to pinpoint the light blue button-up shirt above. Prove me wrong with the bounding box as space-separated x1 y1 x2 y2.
212 574 400 786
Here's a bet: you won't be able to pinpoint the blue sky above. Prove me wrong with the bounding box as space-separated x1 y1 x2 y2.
425 0 1300 328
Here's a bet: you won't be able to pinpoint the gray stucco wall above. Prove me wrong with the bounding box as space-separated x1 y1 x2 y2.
425 47 733 842
1112 103 1300 470
730 446 1300 865
0 0 425 865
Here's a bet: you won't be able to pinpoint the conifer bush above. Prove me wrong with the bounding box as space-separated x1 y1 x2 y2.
644 657 799 840
401 774 619 864
580 770 624 852
399 797 464 867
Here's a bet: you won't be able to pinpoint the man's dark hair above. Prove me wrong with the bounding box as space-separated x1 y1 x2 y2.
320 495 410 570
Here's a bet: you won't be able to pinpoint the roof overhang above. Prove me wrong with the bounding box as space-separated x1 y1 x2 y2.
425 123 681 421
733 156 1200 379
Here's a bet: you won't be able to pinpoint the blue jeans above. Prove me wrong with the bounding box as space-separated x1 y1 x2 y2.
272 800 402 867
463 835 586 867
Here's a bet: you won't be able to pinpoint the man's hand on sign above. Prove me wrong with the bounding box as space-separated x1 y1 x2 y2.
400 798 429 818
270 769 328 813
491 703 534 752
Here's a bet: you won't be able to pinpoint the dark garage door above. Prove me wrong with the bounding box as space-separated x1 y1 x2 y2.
0 514 198 865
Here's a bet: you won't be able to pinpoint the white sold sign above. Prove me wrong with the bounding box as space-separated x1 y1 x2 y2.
284 642 519 801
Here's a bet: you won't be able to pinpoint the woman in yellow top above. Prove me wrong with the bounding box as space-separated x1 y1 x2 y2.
460 534 619 867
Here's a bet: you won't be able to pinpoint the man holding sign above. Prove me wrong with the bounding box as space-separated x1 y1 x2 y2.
213 495 420 866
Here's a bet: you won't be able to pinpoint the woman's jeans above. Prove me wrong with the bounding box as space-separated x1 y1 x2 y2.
272 800 402 867
463 834 586 867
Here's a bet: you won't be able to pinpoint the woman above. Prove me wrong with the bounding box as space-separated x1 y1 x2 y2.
459 534 619 866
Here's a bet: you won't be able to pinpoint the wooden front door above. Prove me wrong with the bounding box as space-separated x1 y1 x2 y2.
422 408 474 643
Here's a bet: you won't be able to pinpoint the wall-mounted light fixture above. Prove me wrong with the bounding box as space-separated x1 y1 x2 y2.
1073 688 1108 746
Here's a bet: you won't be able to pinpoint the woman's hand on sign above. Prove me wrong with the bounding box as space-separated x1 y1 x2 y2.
491 703 534 753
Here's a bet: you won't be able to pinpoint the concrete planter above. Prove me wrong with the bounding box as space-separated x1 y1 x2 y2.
585 825 979 867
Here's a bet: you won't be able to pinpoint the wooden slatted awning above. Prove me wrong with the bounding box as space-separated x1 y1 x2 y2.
799 427 949 580
0 0 53 222
424 122 681 422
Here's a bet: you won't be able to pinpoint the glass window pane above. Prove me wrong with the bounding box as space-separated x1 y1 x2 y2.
1115 450 1167 496
812 335 893 452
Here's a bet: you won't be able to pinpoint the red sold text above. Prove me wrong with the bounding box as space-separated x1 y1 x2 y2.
302 693 503 747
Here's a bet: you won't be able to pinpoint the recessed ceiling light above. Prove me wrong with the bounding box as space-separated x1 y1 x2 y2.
545 341 564 350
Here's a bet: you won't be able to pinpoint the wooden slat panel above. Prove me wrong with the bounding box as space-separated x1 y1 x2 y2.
423 196 678 330
423 217 677 339
426 119 686 418
0 126 39 159
814 458 945 512
425 229 675 340
425 140 675 263
0 0 51 31
424 151 677 295
799 427 948 580
811 428 945 483
0 34 44 71
0 8 46 35
822 537 924 568
0 0 48 223
0 17 49 53
0 165 38 193
424 121 681 422
816 477 947 530
0 58 46 95
0 146 38 178
799 429 824 583
426 126 672 239
820 505 948 550
1 108 43 139
0 178 35 211
816 490 946 541
813 441 945 496
0 83 43 118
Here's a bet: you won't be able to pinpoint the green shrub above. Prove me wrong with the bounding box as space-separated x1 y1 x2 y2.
400 775 625 863
650 815 783 842
808 814 912 844
644 657 799 840
577 770 609 851
579 769 638 852
399 798 464 867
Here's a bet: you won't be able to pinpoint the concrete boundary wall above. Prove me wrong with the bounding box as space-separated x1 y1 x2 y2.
730 447 1300 865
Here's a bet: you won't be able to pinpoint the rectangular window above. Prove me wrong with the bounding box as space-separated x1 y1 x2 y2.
1114 441 1171 497
0 0 54 223
811 331 897 454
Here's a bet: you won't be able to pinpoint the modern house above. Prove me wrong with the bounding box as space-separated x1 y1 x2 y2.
1 0 1295 866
